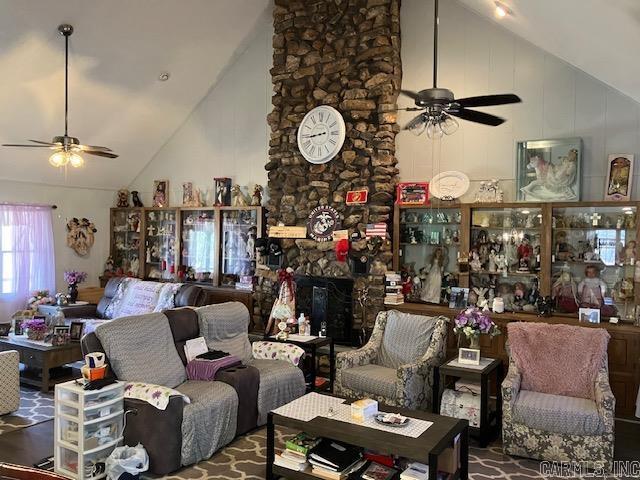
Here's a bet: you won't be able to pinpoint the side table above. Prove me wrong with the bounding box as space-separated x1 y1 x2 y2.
433 357 503 447
267 335 334 392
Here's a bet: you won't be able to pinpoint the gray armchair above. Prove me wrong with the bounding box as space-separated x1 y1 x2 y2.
335 310 449 411
0 350 19 416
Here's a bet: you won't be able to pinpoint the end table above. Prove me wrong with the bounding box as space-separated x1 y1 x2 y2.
433 357 503 447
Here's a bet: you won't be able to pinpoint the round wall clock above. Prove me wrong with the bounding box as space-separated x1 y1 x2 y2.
297 105 346 164
307 205 341 242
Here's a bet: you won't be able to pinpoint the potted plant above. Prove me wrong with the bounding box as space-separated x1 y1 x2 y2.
453 307 501 350
64 271 87 304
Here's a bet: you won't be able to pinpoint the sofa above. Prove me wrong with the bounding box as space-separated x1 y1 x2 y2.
502 322 614 471
81 302 305 474
61 277 206 320
335 310 449 411
0 350 19 416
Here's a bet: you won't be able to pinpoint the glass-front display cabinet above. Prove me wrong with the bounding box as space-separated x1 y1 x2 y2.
220 207 261 287
179 208 218 284
395 205 462 305
110 208 143 276
552 203 638 321
469 205 543 313
143 208 178 281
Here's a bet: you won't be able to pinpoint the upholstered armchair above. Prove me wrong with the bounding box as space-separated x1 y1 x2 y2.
335 310 449 411
0 350 20 416
502 322 614 472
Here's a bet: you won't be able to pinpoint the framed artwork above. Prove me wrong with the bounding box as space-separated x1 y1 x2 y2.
448 287 469 309
70 321 85 341
604 154 634 201
182 182 194 206
516 138 582 202
458 347 481 365
214 177 231 206
578 307 601 324
0 323 10 336
153 180 169 207
396 182 429 205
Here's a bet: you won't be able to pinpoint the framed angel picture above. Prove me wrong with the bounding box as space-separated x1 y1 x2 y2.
604 154 634 201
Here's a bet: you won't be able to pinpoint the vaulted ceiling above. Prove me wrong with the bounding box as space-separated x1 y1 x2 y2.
458 0 640 103
0 0 269 189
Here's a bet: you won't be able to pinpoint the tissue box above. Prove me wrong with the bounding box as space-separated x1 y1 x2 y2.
350 398 378 423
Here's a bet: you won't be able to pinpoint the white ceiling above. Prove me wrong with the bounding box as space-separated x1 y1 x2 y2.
458 0 640 103
0 0 269 189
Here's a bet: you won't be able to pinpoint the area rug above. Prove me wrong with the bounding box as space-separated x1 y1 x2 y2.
0 387 54 435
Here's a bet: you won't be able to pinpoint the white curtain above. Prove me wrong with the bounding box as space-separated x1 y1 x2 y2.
0 204 55 319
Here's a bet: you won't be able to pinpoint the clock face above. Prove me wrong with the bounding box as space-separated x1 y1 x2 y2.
297 105 346 164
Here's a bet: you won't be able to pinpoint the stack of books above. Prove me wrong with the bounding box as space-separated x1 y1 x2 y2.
308 439 365 479
234 275 254 291
401 462 429 480
273 432 319 472
384 272 404 305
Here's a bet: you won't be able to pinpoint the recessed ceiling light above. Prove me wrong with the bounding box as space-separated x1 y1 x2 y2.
158 72 170 82
494 1 511 18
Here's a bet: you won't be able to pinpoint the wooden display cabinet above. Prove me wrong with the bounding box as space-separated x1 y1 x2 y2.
142 207 179 281
109 208 144 278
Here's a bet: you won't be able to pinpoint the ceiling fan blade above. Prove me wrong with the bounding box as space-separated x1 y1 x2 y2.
28 139 60 146
400 89 420 100
83 149 119 159
78 144 113 152
403 113 427 130
456 94 521 108
449 108 505 126
2 143 58 148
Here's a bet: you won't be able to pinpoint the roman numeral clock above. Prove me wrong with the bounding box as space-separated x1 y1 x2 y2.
297 105 346 164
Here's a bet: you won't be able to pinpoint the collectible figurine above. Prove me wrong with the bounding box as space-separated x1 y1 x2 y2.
554 231 574 261
251 185 263 206
552 267 579 313
505 239 518 271
496 254 507 273
503 215 513 228
577 265 607 309
117 189 129 208
496 283 515 311
470 250 482 272
623 240 637 264
104 256 114 273
130 256 139 276
488 248 497 273
231 185 249 207
473 287 489 308
512 282 526 311
517 235 533 271
536 295 553 317
127 213 140 232
131 190 144 207
421 247 447 304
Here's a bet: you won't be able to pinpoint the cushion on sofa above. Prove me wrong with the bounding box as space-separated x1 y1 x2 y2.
378 311 438 369
95 312 187 388
196 303 252 363
340 364 397 399
513 390 604 436
174 380 238 466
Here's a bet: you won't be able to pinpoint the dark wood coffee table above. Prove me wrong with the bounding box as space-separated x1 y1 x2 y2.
0 336 83 392
266 397 468 480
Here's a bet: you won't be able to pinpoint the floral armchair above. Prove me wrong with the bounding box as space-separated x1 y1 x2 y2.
502 323 615 472
335 310 449 411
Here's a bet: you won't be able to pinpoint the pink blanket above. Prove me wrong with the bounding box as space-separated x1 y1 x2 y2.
507 322 609 400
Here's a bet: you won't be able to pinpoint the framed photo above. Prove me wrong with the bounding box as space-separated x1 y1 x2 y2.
579 308 601 324
0 323 10 336
458 347 481 365
516 137 582 202
604 154 634 201
69 321 85 341
396 182 429 205
153 180 169 207
214 177 231 206
449 287 469 309
182 182 195 206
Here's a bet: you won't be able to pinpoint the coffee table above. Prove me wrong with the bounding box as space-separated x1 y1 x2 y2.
266 395 468 480
0 335 83 392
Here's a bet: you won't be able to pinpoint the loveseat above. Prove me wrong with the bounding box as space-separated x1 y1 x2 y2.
81 302 305 474
61 277 206 320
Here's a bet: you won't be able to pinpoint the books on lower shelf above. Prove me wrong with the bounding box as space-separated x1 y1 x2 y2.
384 272 404 305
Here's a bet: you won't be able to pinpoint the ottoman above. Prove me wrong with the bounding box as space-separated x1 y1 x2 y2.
216 364 260 435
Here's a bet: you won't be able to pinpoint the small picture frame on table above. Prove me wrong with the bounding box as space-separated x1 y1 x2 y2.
396 182 429 205
579 308 601 324
448 287 469 309
69 322 85 342
458 347 481 365
0 323 10 337
604 154 634 201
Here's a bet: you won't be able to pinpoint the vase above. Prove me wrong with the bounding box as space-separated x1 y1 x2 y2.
468 335 480 350
68 283 78 303
27 329 46 341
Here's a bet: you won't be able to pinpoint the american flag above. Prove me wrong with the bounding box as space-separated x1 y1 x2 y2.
365 223 387 238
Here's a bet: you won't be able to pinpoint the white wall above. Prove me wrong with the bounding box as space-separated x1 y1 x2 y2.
0 180 115 292
399 0 640 201
128 9 272 205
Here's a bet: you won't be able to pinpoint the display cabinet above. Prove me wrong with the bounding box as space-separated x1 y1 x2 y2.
179 208 218 284
219 207 262 287
109 208 143 277
393 204 464 305
551 203 639 322
142 208 179 281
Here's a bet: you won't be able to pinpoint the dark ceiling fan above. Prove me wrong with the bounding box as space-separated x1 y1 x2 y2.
2 24 118 167
400 0 521 137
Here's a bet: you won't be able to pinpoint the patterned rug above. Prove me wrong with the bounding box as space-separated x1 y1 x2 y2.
0 387 54 434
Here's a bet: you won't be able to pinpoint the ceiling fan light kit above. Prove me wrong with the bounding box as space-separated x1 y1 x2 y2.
400 0 521 138
2 24 118 167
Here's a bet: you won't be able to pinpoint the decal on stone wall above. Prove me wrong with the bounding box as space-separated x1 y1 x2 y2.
307 206 341 242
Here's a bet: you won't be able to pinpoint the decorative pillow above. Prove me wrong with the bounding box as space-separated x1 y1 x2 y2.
104 278 138 318
124 382 190 411
95 313 187 388
114 282 166 318
252 341 305 366
154 283 182 312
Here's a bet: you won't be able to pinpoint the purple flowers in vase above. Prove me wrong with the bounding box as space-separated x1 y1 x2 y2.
64 270 87 304
454 307 501 348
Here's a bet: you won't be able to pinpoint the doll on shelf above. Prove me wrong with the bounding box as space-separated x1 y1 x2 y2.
577 265 607 309
420 246 447 304
620 240 637 265
552 267 579 313
555 231 574 261
469 249 482 272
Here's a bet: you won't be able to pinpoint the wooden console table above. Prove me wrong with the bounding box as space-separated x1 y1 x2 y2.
0 336 83 392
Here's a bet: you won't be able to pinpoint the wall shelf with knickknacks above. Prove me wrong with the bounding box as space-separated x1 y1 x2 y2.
106 206 262 288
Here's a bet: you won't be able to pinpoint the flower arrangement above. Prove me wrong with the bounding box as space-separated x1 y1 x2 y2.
23 318 48 341
64 270 87 285
27 290 54 309
454 307 501 348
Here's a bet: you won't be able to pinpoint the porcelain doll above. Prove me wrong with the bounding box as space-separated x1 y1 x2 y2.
470 250 482 272
616 215 625 229
554 231 574 261
525 215 535 228
505 239 518 271
624 240 637 264
488 248 497 273
421 247 446 304
577 265 607 309
625 213 636 229
496 254 507 273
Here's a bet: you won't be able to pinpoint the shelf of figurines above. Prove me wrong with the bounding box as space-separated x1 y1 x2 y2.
393 200 640 325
